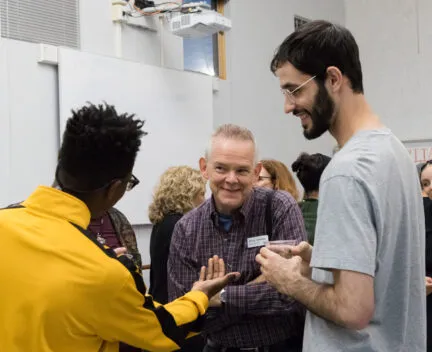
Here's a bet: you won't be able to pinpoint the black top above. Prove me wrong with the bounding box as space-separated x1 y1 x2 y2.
149 213 183 304
422 198 432 351
424 198 432 276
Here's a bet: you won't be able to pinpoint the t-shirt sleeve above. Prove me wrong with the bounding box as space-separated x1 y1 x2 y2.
310 175 377 277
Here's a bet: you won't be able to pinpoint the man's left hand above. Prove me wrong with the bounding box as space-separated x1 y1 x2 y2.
256 247 305 296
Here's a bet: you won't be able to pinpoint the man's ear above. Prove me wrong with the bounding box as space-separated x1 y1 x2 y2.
199 157 209 180
254 162 262 181
325 66 344 93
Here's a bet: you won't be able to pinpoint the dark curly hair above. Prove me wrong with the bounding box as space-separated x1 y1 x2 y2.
57 102 146 192
292 153 331 195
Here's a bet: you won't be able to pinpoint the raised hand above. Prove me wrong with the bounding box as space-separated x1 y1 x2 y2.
191 255 238 306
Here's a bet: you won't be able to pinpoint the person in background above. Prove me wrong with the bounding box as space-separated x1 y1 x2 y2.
256 159 300 201
421 161 432 200
149 165 206 304
89 207 143 352
89 207 142 269
0 102 238 352
420 161 432 351
291 153 331 245
148 166 207 352
417 162 426 192
168 124 306 352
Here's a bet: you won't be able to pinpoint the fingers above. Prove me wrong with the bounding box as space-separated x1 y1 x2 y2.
194 271 241 298
199 266 206 281
297 241 311 252
224 271 240 282
206 257 214 280
213 255 219 276
256 253 265 266
289 241 312 261
114 247 127 256
205 255 226 280
218 258 225 278
216 272 240 290
202 255 228 281
258 246 277 259
265 245 291 258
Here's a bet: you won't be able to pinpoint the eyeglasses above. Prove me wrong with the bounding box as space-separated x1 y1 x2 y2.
281 75 316 105
56 164 140 193
126 174 140 191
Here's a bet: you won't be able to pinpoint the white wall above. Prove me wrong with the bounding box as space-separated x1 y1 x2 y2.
80 0 183 69
1 0 348 278
0 40 58 205
78 0 347 272
74 0 349 271
344 0 432 141
5 0 428 285
78 0 209 277
78 0 185 276
224 0 345 169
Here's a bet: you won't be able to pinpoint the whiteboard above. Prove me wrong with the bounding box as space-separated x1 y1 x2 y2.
0 39 59 207
58 48 213 224
0 41 10 204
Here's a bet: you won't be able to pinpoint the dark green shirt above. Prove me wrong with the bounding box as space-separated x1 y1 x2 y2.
299 199 318 245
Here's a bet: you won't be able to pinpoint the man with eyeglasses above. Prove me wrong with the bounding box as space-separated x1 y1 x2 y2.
0 102 239 352
256 20 426 351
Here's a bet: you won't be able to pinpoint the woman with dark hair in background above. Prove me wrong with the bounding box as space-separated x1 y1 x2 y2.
256 159 300 201
419 161 432 351
292 153 331 245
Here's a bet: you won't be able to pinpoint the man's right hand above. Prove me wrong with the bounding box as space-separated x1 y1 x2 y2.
266 241 313 278
278 241 313 263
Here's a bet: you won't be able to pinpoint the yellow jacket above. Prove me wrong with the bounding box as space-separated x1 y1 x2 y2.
0 186 207 352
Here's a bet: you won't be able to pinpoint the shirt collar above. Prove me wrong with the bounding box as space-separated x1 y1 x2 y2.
23 186 91 229
209 188 256 224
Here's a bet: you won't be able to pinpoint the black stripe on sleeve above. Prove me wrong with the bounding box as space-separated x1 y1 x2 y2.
1 203 25 210
71 221 204 347
152 305 205 346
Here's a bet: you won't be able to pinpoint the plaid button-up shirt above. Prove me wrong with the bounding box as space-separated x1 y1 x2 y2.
168 187 307 348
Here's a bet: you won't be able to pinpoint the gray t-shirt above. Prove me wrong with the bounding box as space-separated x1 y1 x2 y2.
303 129 426 352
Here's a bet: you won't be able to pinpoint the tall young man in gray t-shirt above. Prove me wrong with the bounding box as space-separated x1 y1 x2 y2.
256 20 426 351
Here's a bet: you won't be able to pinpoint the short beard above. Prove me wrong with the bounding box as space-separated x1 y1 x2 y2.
303 82 335 140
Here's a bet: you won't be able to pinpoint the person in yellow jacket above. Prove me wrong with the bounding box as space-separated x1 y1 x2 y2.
0 103 238 352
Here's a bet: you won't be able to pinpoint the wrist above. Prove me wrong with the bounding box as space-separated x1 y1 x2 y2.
283 270 305 297
220 288 226 303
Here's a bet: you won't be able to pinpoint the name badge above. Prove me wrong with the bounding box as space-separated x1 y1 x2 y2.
247 235 269 249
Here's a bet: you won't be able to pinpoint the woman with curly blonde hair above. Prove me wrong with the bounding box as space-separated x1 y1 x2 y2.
255 159 300 201
148 166 206 305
